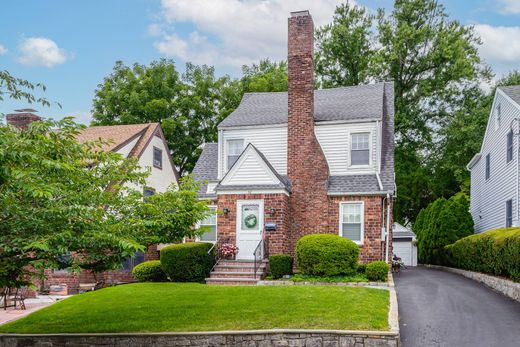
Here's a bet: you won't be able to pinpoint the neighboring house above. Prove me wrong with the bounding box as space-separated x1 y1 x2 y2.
392 223 417 267
468 85 520 233
6 112 179 292
193 11 395 283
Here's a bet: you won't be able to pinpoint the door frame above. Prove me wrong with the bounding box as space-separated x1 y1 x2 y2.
235 199 264 260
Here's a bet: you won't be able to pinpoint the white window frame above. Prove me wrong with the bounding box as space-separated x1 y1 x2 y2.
338 201 364 245
495 103 501 130
225 138 244 171
198 205 217 243
349 132 371 168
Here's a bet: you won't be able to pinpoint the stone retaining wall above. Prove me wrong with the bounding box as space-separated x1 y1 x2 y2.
0 330 399 347
424 265 520 302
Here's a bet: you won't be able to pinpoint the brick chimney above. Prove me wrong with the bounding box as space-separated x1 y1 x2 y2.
6 109 42 129
287 11 330 251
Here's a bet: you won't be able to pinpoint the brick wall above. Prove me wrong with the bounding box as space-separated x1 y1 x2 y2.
287 11 330 254
217 193 290 255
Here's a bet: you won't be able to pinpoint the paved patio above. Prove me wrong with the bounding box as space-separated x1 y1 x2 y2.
0 295 69 325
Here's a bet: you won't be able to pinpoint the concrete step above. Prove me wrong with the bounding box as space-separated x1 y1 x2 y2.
205 277 259 285
213 265 266 272
209 271 263 279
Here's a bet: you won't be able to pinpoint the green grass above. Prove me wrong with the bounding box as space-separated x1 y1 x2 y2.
0 283 389 333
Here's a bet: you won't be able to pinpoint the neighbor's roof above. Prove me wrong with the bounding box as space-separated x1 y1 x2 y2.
219 82 390 128
76 123 158 157
392 222 416 239
499 85 520 107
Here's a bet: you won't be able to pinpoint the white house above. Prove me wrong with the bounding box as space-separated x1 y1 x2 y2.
467 85 520 233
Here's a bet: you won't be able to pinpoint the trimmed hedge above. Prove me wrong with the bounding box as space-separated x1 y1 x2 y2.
132 260 167 282
160 242 215 282
445 228 520 281
365 261 388 282
269 254 293 279
357 263 367 274
296 234 359 276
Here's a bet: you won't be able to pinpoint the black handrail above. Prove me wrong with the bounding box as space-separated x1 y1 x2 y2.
253 230 269 279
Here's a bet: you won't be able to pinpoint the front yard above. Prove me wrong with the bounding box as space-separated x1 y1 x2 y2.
0 283 389 333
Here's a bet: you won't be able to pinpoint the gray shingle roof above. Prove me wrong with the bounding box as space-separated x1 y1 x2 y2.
219 83 386 128
192 143 218 199
327 175 381 194
499 85 520 107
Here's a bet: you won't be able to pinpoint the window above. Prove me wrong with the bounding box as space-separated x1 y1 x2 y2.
122 251 145 271
153 147 162 169
143 187 155 201
495 104 502 129
506 199 513 228
199 207 217 242
340 202 364 244
507 130 513 163
485 154 490 180
227 139 244 170
351 133 370 166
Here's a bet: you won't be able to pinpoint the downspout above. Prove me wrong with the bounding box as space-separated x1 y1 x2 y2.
385 192 391 263
381 195 387 260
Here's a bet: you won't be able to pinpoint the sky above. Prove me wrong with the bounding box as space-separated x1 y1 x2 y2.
1 0 520 125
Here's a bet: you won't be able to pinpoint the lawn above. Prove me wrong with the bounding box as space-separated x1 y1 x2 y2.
0 283 389 333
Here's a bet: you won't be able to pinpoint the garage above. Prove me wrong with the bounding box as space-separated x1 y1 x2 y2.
392 223 417 266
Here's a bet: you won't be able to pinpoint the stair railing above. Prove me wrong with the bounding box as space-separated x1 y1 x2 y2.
253 230 269 279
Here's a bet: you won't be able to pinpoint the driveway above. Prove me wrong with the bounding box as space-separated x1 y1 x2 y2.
394 266 520 347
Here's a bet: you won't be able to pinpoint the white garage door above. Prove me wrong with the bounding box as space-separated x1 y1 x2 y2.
393 241 413 266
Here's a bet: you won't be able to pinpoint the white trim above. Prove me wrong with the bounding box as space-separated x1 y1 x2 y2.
376 173 384 191
328 191 392 196
467 153 482 170
224 138 245 173
218 189 290 196
236 199 264 260
348 131 372 168
339 201 365 245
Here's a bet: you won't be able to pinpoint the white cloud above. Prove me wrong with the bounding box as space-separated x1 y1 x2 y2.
152 0 347 68
0 44 7 55
475 24 520 75
17 37 69 67
497 0 520 15
63 111 92 125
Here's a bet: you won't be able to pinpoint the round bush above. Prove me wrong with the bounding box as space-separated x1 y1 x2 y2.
160 242 214 282
132 260 167 282
366 261 389 281
269 254 293 279
296 234 359 276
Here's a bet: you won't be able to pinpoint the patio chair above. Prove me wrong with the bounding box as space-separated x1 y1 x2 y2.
12 287 28 310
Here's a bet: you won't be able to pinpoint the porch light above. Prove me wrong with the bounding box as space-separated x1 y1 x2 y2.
223 207 231 215
269 208 276 216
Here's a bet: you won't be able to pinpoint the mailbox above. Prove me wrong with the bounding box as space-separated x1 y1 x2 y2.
265 222 277 231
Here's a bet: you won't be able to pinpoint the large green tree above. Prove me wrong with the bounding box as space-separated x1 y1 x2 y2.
315 1 374 87
91 60 240 176
240 59 288 93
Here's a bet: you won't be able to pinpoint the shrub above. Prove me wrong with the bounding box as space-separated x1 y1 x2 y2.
445 228 520 281
296 234 359 276
132 260 167 282
160 242 215 282
357 263 366 274
269 254 293 279
415 193 473 265
365 261 389 281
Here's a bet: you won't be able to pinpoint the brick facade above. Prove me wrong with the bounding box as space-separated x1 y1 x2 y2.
287 11 330 253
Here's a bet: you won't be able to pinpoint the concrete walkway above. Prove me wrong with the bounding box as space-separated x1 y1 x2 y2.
0 295 68 325
394 267 520 347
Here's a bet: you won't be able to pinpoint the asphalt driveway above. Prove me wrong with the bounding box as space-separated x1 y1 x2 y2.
394 266 520 347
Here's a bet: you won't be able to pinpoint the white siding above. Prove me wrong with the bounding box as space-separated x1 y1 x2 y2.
115 136 140 158
220 126 287 178
315 122 379 175
470 90 520 233
221 148 280 186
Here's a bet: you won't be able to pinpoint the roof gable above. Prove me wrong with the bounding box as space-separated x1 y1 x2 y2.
219 144 282 187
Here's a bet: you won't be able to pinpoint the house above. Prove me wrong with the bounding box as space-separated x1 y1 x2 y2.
193 10 395 283
467 85 520 233
392 223 417 267
6 111 179 292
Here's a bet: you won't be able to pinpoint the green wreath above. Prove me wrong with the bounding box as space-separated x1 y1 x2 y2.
244 214 258 228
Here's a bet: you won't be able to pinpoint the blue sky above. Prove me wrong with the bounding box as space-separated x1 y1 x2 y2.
1 0 519 124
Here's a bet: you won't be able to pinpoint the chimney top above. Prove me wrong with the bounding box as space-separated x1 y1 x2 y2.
6 109 42 129
290 10 310 17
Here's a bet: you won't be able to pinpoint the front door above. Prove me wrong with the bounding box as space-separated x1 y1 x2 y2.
236 200 263 260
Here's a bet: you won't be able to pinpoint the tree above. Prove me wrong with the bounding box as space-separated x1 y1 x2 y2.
315 1 374 87
0 118 211 286
92 60 240 176
0 70 57 112
240 59 288 93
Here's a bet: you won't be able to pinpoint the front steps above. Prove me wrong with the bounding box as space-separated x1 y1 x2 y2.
206 260 268 285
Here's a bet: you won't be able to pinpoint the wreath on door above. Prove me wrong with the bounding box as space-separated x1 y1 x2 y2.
244 214 258 228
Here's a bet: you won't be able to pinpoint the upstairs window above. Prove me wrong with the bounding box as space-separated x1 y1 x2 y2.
506 199 513 228
227 139 244 170
495 104 501 129
199 207 217 242
351 133 370 166
153 147 162 169
485 154 491 180
507 130 513 163
340 202 364 244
